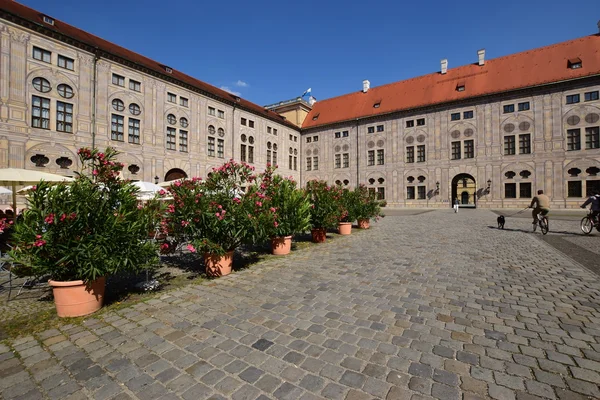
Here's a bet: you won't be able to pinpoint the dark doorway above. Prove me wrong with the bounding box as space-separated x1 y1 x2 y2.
451 173 476 208
164 168 187 182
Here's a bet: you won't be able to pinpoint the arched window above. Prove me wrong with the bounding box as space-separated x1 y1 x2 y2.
57 84 74 98
167 114 177 125
208 125 215 135
33 77 51 93
129 103 141 115
241 134 247 142
180 117 188 128
112 99 124 112
218 128 225 137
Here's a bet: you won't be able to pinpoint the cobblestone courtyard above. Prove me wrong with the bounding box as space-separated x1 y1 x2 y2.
2 209 600 400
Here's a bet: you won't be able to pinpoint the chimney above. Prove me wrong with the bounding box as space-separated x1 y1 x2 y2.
597 20 600 33
308 96 317 106
477 49 485 66
362 79 370 93
441 59 448 74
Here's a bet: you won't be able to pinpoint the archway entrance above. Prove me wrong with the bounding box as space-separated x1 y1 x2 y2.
164 168 187 182
451 173 476 208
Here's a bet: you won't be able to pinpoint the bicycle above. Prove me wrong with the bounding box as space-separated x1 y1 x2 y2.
532 211 549 235
580 209 600 235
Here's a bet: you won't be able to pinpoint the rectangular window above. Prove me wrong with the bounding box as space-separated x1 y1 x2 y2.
585 127 600 149
585 91 600 102
167 92 176 103
518 101 530 111
463 111 473 119
208 107 216 116
377 187 385 200
129 80 141 92
586 180 600 197
166 127 176 150
313 156 319 170
377 125 384 132
566 94 580 104
217 139 224 158
240 144 247 162
377 149 384 165
417 186 426 200
112 74 125 87
241 118 247 126
274 129 278 136
294 156 297 171
503 104 515 113
111 114 124 141
128 118 140 144
335 154 341 169
406 146 414 163
343 153 349 168
180 97 188 107
267 150 272 164
306 157 312 171
519 134 531 154
368 150 375 166
367 126 375 134
505 183 517 198
218 110 225 119
451 141 461 159
417 145 425 162
208 137 215 157
32 46 51 63
249 120 254 128
567 129 581 151
273 151 277 166
464 139 474 159
313 136 318 142
289 155 293 170
179 130 188 152
57 55 74 70
406 120 414 128
267 127 272 134
568 181 582 197
407 186 415 199
519 182 532 198
56 101 73 133
248 146 254 163
335 132 341 138
416 118 425 126
450 113 460 121
306 137 312 143
504 135 516 155
342 131 349 137
289 134 293 141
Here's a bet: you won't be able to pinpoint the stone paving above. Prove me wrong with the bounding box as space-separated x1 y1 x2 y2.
1 209 600 400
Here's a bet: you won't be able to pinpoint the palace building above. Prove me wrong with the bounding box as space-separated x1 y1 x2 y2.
0 0 599 209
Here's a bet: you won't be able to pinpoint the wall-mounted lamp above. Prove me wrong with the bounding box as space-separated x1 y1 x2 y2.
435 181 440 194
154 175 160 184
487 179 492 190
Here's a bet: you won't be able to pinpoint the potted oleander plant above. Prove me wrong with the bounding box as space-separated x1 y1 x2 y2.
336 186 358 235
9 147 158 317
305 180 342 243
354 185 384 229
251 165 311 255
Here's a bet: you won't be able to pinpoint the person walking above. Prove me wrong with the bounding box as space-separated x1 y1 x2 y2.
454 198 459 213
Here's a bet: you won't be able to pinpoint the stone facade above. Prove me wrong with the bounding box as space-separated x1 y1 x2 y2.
301 79 600 209
0 20 301 209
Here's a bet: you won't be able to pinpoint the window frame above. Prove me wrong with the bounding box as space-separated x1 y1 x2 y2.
179 130 188 152
406 146 414 163
585 126 600 149
519 182 532 199
417 145 426 163
585 91 600 102
208 107 216 116
111 114 125 141
367 150 375 166
33 77 51 93
207 136 215 157
167 92 177 103
112 74 125 87
504 135 516 155
376 125 384 132
367 126 375 134
57 84 74 99
376 149 384 165
451 141 461 160
31 95 50 129
407 186 415 200
57 55 74 70
566 94 580 105
464 139 474 159
518 101 530 111
504 183 517 199
306 157 312 171
166 127 176 150
463 111 473 119
334 154 341 169
519 134 531 154
406 120 414 128
450 113 460 121
32 46 51 63
56 101 73 133
217 138 224 158
129 80 141 92
128 118 140 144
567 128 581 151
179 97 189 107
503 104 515 114
313 156 319 170
567 180 582 198
343 153 349 168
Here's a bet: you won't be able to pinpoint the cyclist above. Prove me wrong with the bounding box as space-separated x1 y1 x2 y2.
529 190 550 230
580 191 600 223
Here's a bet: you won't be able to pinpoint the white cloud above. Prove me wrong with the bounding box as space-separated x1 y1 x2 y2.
220 86 241 96
235 80 249 88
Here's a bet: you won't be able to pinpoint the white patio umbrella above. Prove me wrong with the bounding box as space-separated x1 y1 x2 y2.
0 168 74 215
0 187 12 195
132 181 165 201
157 178 187 188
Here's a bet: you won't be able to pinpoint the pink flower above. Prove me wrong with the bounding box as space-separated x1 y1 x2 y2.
160 243 169 250
159 189 166 196
32 185 37 190
181 220 189 227
34 239 46 247
215 213 220 217
60 213 67 222
270 207 276 213
44 214 55 224
174 181 182 187
167 204 175 213
218 205 223 209
36 234 42 239
92 169 98 176
187 244 196 253
274 221 279 228
137 204 143 210
255 201 262 207
69 212 77 220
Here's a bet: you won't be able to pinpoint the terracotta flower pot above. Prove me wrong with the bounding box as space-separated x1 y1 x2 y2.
204 250 234 277
271 236 292 255
338 222 352 235
49 276 105 318
311 228 327 243
358 218 370 229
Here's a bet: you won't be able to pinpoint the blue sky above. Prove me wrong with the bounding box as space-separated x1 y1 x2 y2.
20 0 600 106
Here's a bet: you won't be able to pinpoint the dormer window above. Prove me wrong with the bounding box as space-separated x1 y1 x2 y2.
42 15 55 25
312 113 319 121
456 82 465 92
165 66 173 73
373 100 381 108
568 58 582 69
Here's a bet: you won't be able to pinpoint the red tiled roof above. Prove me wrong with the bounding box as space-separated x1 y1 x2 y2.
302 34 600 129
1 0 299 130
